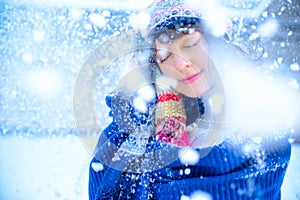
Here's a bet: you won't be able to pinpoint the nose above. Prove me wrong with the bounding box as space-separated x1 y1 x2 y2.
173 53 191 71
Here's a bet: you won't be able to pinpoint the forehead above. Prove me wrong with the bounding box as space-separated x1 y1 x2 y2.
155 27 197 45
155 30 202 51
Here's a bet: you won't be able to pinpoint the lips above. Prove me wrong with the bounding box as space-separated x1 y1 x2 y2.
180 72 202 84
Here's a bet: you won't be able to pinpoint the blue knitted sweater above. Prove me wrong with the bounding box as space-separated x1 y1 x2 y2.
89 94 291 200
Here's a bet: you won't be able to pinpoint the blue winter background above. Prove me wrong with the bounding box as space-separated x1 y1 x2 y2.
0 0 299 199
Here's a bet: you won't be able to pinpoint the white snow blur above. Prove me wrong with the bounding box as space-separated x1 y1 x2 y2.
0 135 90 200
156 75 178 90
133 85 155 113
133 96 148 113
22 69 65 99
219 0 272 18
179 148 200 165
216 57 300 135
89 13 106 28
290 63 300 72
186 0 229 37
258 19 279 38
181 190 212 200
288 79 299 90
137 85 156 102
33 30 46 42
156 48 170 61
91 162 104 172
129 11 150 28
10 0 153 10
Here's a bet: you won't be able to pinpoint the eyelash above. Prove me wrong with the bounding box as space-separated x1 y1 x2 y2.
157 39 200 63
185 40 200 48
159 53 171 63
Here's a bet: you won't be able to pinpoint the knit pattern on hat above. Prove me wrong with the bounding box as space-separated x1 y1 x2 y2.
147 0 203 29
147 0 232 41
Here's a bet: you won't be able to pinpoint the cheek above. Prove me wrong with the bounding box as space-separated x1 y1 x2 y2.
191 53 209 68
158 65 178 78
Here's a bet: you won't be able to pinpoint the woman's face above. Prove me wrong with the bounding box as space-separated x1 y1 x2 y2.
155 31 212 98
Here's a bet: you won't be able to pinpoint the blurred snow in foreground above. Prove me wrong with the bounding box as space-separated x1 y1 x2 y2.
0 135 90 200
0 135 299 200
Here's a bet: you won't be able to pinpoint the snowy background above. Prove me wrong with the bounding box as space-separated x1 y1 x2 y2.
0 0 299 199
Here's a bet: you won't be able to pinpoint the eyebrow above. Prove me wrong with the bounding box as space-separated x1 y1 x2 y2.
154 40 170 53
155 47 169 52
155 33 200 50
154 47 173 61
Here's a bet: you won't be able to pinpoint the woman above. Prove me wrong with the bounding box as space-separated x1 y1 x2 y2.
89 0 291 199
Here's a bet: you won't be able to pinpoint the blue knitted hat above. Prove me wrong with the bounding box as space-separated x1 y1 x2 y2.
147 0 231 41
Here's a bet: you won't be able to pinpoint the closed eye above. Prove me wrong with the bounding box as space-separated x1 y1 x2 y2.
184 40 200 48
158 53 172 63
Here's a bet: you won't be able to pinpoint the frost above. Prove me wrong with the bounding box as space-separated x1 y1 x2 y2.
287 31 293 36
280 42 285 47
290 63 300 71
277 57 283 64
